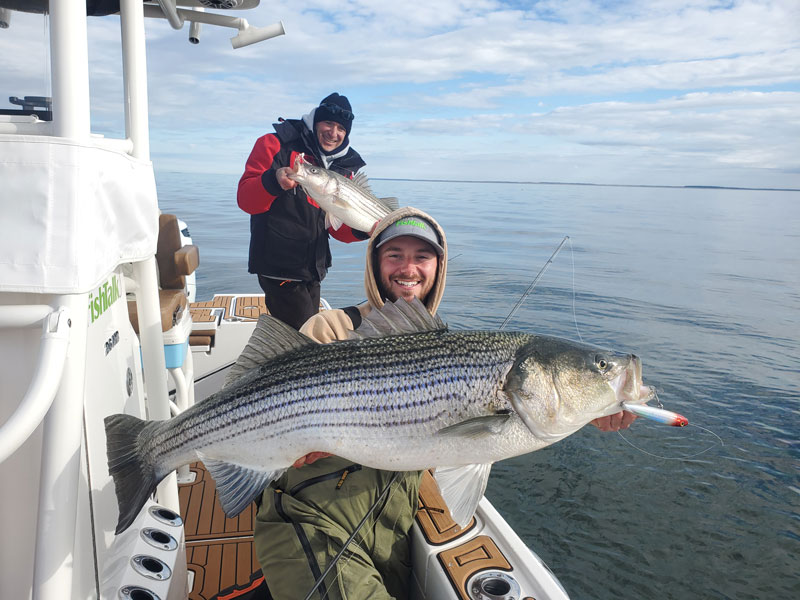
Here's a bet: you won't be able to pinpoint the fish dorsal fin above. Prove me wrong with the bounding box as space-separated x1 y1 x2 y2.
349 297 445 340
378 196 400 212
433 463 493 527
352 171 373 193
350 173 399 213
201 455 286 518
223 314 315 388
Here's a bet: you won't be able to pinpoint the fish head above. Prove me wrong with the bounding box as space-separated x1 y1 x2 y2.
505 336 651 442
287 156 334 197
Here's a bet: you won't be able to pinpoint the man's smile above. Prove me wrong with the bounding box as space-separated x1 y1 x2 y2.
394 279 420 288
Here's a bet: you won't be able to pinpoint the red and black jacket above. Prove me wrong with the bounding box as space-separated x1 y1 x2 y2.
237 119 367 282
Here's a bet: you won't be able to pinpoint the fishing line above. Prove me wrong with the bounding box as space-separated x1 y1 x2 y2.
568 237 584 343
304 470 403 600
314 472 408 600
500 235 570 330
616 423 724 460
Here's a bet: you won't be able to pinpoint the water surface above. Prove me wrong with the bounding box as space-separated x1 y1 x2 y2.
159 172 800 600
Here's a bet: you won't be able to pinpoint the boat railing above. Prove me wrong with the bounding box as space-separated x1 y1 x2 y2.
0 305 71 464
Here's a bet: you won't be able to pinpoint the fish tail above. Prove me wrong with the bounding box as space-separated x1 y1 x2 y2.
104 413 162 534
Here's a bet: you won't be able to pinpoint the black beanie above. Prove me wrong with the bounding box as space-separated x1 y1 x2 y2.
313 92 354 136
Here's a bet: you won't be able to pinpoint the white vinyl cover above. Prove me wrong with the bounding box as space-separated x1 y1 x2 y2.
0 135 158 293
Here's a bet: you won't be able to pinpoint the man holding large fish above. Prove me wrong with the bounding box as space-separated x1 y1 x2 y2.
238 92 393 330
251 207 448 599
246 209 637 598
105 208 647 597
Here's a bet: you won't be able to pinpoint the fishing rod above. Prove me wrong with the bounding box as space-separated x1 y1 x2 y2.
498 237 690 429
500 235 570 330
303 470 402 600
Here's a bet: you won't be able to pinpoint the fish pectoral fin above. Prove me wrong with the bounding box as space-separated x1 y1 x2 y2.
325 212 345 231
436 414 511 438
223 313 315 389
433 463 492 527
378 196 400 211
201 457 286 518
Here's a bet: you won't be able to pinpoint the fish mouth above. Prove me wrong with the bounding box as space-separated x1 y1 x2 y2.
287 153 310 182
287 165 305 182
609 355 654 407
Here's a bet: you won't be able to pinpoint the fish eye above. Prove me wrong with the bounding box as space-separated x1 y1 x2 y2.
309 167 319 173
595 355 609 371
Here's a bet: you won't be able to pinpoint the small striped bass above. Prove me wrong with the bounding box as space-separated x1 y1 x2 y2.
105 298 653 534
287 153 398 232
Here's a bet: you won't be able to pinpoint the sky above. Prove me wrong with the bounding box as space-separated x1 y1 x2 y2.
1 0 799 188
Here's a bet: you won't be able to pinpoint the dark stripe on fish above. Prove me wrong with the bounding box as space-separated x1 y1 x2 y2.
149 368 487 449
140 332 523 460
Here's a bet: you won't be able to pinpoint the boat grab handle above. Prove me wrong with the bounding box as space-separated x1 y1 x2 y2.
0 306 71 464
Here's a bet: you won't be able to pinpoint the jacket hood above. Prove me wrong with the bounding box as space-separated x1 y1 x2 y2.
365 206 447 315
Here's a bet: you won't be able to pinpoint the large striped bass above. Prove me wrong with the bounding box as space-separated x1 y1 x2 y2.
105 299 654 534
287 153 398 232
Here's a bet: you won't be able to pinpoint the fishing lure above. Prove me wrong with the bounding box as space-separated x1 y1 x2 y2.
621 402 688 427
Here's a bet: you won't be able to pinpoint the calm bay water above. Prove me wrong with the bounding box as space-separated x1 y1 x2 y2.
158 171 800 600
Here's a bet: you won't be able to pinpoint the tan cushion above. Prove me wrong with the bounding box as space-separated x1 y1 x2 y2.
189 334 213 347
128 290 188 333
174 244 199 277
156 214 185 290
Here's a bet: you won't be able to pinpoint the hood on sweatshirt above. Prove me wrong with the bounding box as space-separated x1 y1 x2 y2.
364 206 447 315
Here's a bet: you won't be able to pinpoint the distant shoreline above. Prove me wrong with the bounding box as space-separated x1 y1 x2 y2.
155 170 799 193
371 178 800 193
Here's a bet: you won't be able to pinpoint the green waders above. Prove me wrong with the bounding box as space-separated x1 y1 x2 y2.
253 456 422 600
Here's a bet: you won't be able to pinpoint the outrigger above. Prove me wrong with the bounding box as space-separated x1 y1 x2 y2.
0 2 570 599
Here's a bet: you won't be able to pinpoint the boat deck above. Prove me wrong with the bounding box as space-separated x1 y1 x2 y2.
179 462 262 599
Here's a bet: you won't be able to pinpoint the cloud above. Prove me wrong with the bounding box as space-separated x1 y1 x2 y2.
526 91 800 170
0 0 797 187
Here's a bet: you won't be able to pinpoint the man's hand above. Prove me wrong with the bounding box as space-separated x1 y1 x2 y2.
276 166 298 191
591 411 637 432
292 452 333 468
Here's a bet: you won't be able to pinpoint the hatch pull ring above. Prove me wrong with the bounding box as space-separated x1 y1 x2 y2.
0 306 71 464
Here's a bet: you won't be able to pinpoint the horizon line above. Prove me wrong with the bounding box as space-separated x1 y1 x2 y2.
369 178 800 193
152 169 799 193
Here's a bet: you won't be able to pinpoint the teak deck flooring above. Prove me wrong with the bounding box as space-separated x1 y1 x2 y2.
179 462 261 600
182 296 269 598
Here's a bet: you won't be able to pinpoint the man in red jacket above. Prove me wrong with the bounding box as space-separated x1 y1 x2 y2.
237 93 371 329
